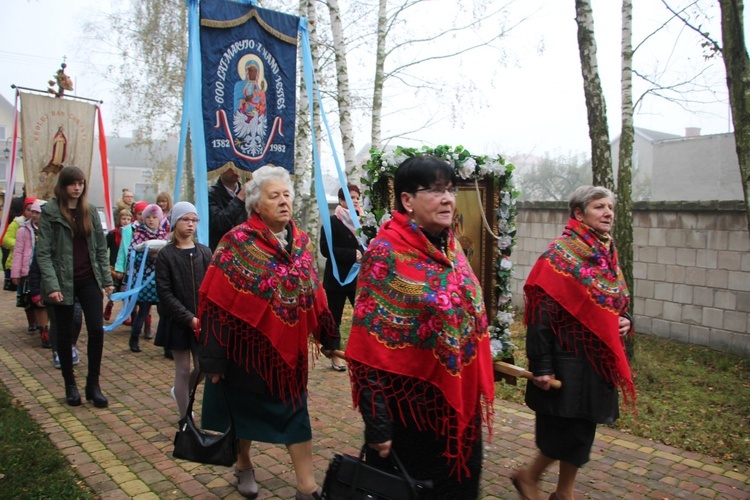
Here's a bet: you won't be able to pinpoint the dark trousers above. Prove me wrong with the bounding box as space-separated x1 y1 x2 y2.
52 280 104 386
326 289 355 350
130 301 152 341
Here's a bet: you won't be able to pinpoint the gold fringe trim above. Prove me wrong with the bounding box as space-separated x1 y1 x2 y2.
201 9 298 45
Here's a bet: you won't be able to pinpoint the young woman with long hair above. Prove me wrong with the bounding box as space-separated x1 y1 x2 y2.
37 166 114 408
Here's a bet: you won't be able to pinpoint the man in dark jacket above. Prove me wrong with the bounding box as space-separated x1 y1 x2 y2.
208 168 247 251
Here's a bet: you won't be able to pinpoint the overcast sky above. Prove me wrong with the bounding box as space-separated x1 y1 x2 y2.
0 0 746 159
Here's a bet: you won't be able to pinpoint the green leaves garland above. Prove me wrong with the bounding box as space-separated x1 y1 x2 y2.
360 145 520 358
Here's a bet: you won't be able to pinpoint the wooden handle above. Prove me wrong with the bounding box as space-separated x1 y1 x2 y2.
494 361 562 389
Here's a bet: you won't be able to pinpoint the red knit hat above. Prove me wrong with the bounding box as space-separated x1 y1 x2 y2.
133 201 149 215
23 197 37 209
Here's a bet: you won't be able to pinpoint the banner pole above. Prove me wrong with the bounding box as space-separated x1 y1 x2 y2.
10 84 103 104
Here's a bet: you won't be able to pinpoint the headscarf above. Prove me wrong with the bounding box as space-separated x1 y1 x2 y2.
198 212 335 404
524 218 635 404
346 211 495 478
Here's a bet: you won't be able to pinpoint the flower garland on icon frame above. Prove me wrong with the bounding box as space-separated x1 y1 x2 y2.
360 145 519 359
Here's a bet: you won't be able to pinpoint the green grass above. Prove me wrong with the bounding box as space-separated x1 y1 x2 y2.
0 380 95 499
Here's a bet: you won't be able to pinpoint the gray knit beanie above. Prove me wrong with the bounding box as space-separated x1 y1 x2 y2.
169 201 198 231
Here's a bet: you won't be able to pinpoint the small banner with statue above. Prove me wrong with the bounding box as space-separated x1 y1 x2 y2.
18 92 97 201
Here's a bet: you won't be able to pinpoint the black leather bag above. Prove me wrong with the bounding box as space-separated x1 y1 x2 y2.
172 375 238 467
322 445 432 500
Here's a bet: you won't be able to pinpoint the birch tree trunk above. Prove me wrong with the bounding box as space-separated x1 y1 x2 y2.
326 0 358 182
305 0 322 251
718 0 750 231
575 0 614 190
615 0 635 359
294 0 314 237
371 0 387 150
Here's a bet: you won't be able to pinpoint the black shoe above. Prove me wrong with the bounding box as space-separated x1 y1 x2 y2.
65 384 81 406
129 339 141 353
85 384 109 408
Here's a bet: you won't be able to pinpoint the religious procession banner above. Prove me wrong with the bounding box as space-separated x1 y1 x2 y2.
19 92 96 201
200 0 298 175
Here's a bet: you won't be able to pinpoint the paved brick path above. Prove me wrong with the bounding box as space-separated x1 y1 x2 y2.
0 296 748 499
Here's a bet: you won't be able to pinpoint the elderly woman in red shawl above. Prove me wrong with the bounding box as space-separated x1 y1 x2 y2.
346 155 495 499
512 185 635 500
198 165 334 500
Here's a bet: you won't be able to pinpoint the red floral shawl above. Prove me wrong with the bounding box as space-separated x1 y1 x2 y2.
198 212 334 403
524 218 635 403
346 211 495 478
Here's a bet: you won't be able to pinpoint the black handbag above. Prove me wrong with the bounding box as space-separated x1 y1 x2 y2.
172 375 238 467
322 445 432 500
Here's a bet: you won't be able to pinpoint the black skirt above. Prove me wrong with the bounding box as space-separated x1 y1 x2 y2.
153 318 195 351
535 413 597 468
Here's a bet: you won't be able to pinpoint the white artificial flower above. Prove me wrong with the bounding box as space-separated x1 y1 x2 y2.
500 258 512 271
379 212 392 226
496 311 514 325
360 212 377 227
458 158 476 179
497 294 510 306
490 339 504 357
497 235 512 250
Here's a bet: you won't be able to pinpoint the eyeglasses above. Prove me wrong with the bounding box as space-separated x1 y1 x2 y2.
413 186 459 197
180 218 200 224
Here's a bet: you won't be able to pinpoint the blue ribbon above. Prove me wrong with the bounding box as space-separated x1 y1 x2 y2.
104 248 153 332
299 19 363 286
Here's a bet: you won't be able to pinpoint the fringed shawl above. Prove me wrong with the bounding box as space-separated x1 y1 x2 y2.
198 212 335 403
346 211 495 479
524 218 635 404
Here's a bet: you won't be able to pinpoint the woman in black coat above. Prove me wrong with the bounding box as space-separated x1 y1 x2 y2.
319 185 365 371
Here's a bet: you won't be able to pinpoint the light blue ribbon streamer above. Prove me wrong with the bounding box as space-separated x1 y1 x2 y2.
104 248 152 332
299 19 363 286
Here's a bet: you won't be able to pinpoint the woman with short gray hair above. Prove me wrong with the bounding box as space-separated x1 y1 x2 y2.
198 165 334 499
512 185 635 500
567 185 615 219
244 165 295 216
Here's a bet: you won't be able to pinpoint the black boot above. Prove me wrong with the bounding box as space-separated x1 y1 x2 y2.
129 337 141 353
65 384 81 406
85 384 109 408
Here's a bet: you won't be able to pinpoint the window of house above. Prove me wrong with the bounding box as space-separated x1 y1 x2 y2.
134 182 157 201
0 126 6 141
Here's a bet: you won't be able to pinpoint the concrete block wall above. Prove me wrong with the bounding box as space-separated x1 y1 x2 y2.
510 200 750 357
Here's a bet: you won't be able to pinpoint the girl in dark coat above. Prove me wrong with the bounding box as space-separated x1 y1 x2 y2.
155 202 212 418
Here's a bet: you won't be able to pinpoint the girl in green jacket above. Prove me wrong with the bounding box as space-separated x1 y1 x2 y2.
37 167 114 408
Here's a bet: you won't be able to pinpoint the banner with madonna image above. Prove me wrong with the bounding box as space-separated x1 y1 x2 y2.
200 0 298 175
19 92 97 201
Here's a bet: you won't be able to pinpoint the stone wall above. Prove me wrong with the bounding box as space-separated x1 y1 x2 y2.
511 200 750 357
